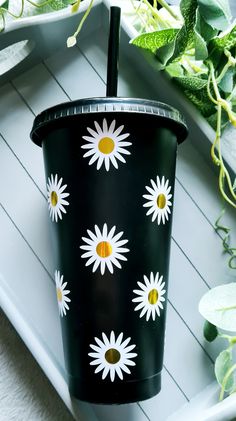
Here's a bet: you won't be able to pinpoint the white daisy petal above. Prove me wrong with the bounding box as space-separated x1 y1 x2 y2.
88 154 99 166
145 186 155 195
110 155 119 169
114 152 126 163
113 253 128 262
123 358 137 367
116 133 130 141
80 224 129 275
113 124 124 137
83 149 96 157
92 259 101 273
87 127 98 137
89 332 137 382
110 331 116 345
81 119 131 171
117 147 131 155
106 260 114 274
94 121 103 134
120 337 131 349
119 364 131 375
116 332 123 347
132 272 166 322
110 367 116 382
108 119 116 133
82 135 95 142
115 365 124 380
97 156 104 170
118 141 132 147
110 257 122 269
95 336 106 348
89 344 101 352
94 363 105 372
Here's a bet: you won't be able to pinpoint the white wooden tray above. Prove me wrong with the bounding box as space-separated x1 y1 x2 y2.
0 1 236 420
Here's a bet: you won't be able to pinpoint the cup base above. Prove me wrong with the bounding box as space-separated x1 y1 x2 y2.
68 371 161 404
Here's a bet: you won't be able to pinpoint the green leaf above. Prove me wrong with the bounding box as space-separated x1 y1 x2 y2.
211 24 236 51
197 0 232 31
194 7 218 41
131 29 179 54
194 9 207 60
174 83 215 117
174 76 207 90
169 0 198 63
166 62 184 77
49 0 73 11
0 0 8 6
194 8 213 60
155 41 176 68
219 68 234 92
194 27 208 60
204 320 218 342
215 349 235 392
199 283 236 331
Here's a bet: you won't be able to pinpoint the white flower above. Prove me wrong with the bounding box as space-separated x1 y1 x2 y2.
132 272 166 321
55 270 71 317
143 175 172 225
47 174 70 222
89 331 137 382
80 223 129 275
81 118 131 171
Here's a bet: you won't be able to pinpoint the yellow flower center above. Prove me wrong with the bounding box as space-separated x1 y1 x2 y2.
57 288 63 302
98 137 115 154
96 241 112 258
51 191 58 207
156 193 166 209
105 348 121 364
148 289 159 305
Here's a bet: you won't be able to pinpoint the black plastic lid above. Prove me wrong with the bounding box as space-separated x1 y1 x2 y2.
30 97 188 146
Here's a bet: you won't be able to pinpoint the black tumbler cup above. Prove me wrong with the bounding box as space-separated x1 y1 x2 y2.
31 97 188 404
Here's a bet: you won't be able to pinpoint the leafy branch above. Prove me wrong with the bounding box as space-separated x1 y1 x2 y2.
130 0 236 208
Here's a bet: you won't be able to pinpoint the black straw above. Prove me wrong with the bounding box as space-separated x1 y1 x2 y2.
106 6 121 97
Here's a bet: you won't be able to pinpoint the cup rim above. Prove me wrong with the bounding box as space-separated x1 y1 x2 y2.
30 96 188 146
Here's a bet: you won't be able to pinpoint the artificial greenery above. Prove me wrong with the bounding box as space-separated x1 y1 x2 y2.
130 0 236 209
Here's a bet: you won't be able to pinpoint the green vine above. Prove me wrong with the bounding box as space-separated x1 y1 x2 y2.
215 209 236 269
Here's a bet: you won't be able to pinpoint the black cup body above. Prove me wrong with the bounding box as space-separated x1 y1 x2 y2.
31 98 187 404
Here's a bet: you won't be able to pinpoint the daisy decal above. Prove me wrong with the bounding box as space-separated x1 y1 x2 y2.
47 174 70 222
55 270 71 317
80 223 129 275
89 331 137 382
143 175 172 225
81 118 132 171
132 272 166 321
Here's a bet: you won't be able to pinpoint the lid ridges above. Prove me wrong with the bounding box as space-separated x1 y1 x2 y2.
30 97 188 146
